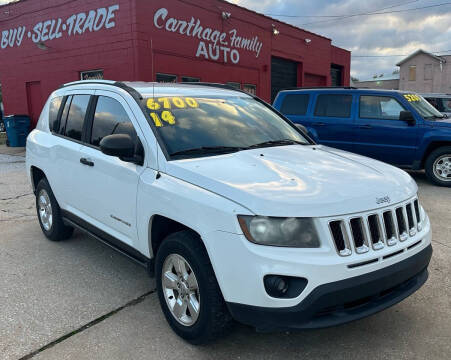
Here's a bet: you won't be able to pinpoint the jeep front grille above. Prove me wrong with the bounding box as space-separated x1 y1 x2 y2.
329 198 422 256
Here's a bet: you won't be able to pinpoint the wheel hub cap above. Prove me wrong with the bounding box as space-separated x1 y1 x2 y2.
433 155 451 181
38 189 53 231
162 254 200 326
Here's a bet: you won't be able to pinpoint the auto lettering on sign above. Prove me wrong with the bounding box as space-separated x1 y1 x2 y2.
153 7 263 65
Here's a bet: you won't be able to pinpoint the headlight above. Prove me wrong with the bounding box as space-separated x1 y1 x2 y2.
238 216 320 248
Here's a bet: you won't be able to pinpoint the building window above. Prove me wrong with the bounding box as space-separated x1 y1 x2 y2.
80 70 104 80
227 82 241 90
181 76 200 83
243 84 257 95
424 64 433 80
409 66 416 81
156 73 177 83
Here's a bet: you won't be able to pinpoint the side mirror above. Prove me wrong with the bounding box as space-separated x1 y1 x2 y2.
295 123 308 133
400 111 416 126
100 134 135 159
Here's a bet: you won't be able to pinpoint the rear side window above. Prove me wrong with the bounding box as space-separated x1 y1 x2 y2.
90 96 137 147
64 95 91 141
280 94 310 115
314 94 352 118
49 97 63 132
360 96 406 120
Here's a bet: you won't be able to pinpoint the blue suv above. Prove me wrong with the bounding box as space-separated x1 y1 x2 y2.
273 88 451 187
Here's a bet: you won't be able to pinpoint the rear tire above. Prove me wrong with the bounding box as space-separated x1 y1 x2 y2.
155 230 233 344
425 146 451 187
35 178 74 241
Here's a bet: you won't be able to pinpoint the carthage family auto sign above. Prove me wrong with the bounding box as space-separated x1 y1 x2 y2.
153 7 264 64
0 4 119 49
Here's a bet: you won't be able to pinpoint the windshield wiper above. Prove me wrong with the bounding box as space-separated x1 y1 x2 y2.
245 139 306 149
170 146 243 157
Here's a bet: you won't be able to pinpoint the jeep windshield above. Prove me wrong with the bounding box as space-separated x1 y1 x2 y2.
140 95 309 158
403 93 444 120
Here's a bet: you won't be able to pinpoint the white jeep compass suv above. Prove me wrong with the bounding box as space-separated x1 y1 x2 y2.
26 80 432 344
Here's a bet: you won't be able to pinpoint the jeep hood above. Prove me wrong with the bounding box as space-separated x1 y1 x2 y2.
165 145 417 217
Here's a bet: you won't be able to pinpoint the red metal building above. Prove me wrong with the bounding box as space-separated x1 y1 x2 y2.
0 0 350 128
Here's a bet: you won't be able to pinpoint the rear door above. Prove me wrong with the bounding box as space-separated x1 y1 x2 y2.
309 93 355 151
354 94 418 165
48 92 92 212
76 91 145 247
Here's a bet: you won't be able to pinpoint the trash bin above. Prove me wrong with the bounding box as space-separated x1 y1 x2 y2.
4 115 31 147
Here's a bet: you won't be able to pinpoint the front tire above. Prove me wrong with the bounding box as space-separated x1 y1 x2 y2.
35 178 74 241
425 146 451 187
155 230 233 344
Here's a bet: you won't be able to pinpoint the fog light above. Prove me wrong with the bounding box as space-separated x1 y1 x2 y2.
264 275 288 298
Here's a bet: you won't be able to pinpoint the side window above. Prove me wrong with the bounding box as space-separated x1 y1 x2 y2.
360 96 406 120
280 94 310 115
49 96 63 132
90 96 137 147
314 94 352 118
59 96 72 135
64 95 91 141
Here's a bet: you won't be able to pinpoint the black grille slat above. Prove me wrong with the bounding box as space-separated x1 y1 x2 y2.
396 207 407 235
330 221 345 252
406 203 415 230
368 215 381 245
350 218 365 248
414 199 420 223
383 211 395 240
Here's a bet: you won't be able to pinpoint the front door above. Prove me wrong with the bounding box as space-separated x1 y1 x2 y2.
77 91 144 247
354 94 418 165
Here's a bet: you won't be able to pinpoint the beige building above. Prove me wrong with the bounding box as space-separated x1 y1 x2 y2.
397 49 451 93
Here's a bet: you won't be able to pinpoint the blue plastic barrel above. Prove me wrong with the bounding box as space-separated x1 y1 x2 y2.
4 115 31 147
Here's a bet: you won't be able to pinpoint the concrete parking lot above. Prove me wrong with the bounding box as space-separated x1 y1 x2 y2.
1 145 450 360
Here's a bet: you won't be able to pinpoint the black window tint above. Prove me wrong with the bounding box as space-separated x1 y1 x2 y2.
49 97 63 132
59 96 72 135
280 94 310 115
360 96 406 120
64 95 90 141
91 96 136 147
314 94 352 118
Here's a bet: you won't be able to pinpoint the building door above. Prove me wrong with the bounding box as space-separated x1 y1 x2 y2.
331 65 343 86
271 57 298 102
26 81 43 128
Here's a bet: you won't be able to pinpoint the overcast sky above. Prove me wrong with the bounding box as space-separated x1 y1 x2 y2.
0 0 449 80
231 0 451 81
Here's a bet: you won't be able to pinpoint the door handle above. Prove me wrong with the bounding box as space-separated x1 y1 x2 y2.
316 122 327 126
80 158 94 167
358 124 372 129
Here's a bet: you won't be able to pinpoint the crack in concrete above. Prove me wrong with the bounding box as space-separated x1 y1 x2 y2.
0 193 33 201
18 290 156 360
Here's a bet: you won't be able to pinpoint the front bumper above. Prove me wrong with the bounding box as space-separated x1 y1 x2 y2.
227 244 432 331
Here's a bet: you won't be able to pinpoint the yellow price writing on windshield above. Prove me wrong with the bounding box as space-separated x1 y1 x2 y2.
150 111 176 127
146 97 199 111
404 94 421 102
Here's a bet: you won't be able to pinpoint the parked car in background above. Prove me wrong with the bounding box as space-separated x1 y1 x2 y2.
421 93 451 117
274 88 451 187
26 80 432 343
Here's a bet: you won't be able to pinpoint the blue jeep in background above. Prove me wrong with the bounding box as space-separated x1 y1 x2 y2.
273 87 451 187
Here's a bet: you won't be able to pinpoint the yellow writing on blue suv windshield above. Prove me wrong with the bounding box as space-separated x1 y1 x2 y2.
404 94 421 102
146 97 199 127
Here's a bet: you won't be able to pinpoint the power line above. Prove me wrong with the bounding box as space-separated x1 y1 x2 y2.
265 1 451 27
352 50 451 58
264 0 419 18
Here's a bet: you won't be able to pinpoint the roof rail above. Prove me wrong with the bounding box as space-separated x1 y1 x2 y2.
280 86 359 91
61 79 117 87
